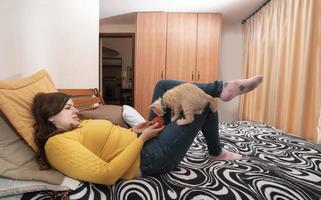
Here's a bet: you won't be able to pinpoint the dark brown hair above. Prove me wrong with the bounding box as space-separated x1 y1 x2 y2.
33 92 71 169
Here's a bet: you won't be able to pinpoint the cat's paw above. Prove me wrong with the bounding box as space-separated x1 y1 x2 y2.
176 119 185 125
176 119 191 126
171 116 179 122
171 115 179 122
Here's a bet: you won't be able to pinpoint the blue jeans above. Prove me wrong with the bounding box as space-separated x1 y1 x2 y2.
140 80 223 176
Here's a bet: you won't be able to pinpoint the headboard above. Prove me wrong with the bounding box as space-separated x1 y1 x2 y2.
57 88 104 111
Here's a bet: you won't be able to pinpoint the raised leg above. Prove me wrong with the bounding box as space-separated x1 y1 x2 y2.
141 105 212 175
220 75 263 101
141 79 245 176
201 111 222 156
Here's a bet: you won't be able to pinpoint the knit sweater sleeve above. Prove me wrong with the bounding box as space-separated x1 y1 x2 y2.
45 136 144 185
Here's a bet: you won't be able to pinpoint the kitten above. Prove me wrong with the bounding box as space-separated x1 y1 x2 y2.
150 83 218 126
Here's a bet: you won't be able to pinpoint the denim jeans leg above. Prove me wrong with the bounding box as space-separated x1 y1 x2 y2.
194 81 223 98
141 79 224 175
141 106 212 175
201 111 222 156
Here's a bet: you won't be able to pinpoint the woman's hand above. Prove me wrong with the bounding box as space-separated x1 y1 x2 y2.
131 121 150 134
139 123 164 142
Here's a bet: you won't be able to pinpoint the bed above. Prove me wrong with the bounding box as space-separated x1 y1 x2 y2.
21 120 321 200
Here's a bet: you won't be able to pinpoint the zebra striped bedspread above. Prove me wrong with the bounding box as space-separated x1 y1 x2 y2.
23 121 321 200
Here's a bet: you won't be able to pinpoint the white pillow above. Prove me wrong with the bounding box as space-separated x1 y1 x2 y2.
122 105 146 127
0 176 79 198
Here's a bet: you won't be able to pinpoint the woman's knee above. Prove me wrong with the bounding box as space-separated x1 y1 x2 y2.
155 80 183 91
154 80 167 90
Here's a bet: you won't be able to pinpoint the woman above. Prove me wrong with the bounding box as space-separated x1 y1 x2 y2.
33 76 263 185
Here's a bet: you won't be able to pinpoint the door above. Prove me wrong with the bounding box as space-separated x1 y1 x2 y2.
135 12 167 118
196 14 221 83
166 13 198 82
99 33 135 106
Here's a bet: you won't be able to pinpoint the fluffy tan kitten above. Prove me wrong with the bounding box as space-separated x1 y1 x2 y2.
150 83 218 126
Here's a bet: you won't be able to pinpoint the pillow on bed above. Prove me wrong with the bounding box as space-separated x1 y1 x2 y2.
0 112 79 198
122 105 146 127
0 177 68 198
0 112 64 183
0 70 57 151
78 105 129 128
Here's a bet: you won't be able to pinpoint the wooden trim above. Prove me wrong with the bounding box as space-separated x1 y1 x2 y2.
58 88 105 110
99 33 135 38
72 97 101 108
58 88 98 96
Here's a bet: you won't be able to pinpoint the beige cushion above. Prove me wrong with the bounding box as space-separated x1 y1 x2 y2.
0 70 57 151
78 105 129 128
0 112 65 185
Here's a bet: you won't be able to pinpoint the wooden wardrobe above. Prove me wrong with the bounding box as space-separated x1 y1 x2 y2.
134 12 221 118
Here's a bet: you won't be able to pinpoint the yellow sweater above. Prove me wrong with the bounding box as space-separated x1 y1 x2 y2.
45 119 143 185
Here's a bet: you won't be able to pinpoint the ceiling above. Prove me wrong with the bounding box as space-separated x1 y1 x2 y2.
100 0 269 24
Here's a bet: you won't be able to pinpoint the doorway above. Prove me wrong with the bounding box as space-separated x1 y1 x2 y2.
99 33 135 106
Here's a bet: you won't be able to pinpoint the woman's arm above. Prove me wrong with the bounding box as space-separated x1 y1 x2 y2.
45 137 144 185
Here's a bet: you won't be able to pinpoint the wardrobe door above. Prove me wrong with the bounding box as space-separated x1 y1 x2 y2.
135 12 167 118
166 13 198 82
196 13 221 83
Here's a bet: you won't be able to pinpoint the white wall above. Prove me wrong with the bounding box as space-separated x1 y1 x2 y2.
0 0 99 88
218 23 244 122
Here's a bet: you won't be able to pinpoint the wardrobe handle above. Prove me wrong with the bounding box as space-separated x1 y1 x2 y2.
161 70 164 79
192 71 194 81
197 71 200 81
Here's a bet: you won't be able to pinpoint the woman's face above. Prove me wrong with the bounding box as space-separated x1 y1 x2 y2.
48 99 80 131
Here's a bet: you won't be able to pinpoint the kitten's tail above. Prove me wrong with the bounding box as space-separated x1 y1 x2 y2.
206 94 218 112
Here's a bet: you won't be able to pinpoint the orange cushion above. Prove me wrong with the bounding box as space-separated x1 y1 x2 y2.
0 70 57 151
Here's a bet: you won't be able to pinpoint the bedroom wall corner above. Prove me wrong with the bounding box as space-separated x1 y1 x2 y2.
218 23 244 122
0 0 99 89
